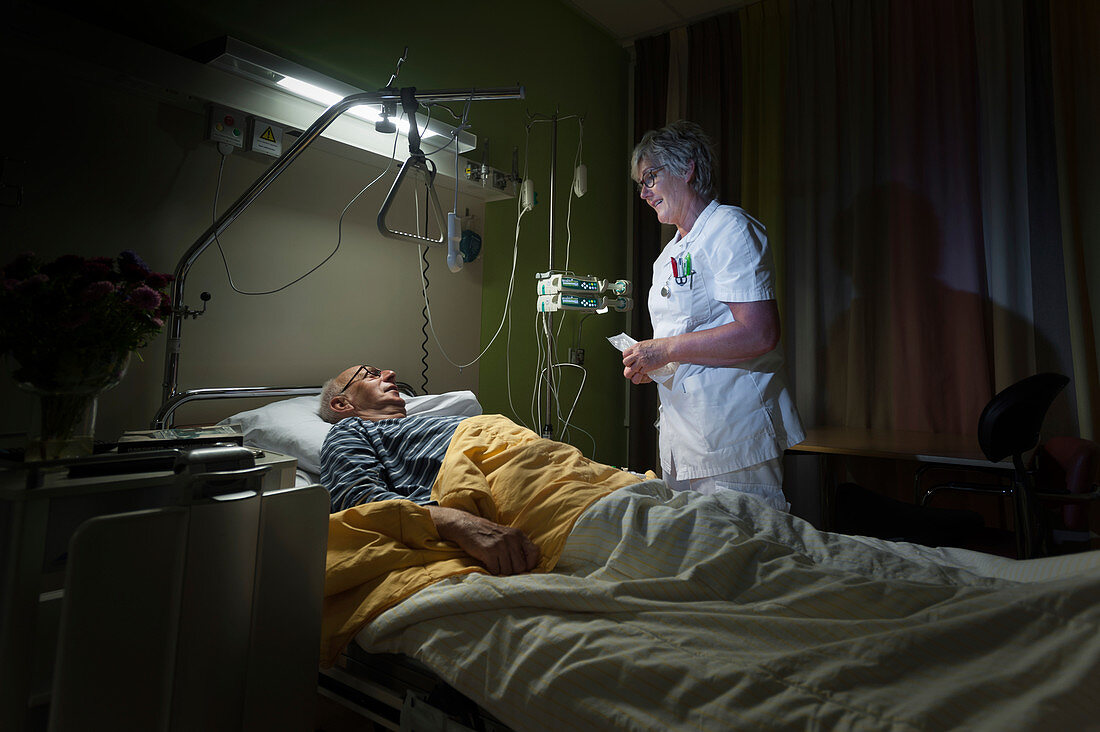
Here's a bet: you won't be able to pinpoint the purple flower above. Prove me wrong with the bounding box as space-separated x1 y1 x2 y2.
17 273 49 291
118 250 152 279
128 284 162 311
82 281 116 301
146 271 173 289
2 278 18 292
42 255 86 277
83 259 115 279
2 252 36 280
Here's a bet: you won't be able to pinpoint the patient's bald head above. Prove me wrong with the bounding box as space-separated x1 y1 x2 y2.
319 364 407 424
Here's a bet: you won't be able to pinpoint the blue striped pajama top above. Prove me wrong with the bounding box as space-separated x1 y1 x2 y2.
319 414 466 512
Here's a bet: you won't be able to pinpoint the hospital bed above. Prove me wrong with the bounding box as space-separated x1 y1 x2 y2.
202 387 1100 731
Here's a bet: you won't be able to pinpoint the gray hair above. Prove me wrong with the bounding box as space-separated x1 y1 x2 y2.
318 375 344 424
630 120 717 200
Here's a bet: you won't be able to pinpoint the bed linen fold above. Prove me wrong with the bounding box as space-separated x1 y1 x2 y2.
357 482 1100 731
322 414 651 665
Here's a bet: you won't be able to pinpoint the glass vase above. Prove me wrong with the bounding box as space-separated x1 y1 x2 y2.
15 352 131 462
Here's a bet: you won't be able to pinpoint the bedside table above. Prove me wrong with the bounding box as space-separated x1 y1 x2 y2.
0 447 324 731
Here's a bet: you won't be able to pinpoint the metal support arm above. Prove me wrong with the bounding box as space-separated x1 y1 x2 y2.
158 85 525 421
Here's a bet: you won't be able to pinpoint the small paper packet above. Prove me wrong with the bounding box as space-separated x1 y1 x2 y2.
607 332 679 386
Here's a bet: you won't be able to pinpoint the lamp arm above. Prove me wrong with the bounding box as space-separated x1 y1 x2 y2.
159 85 525 413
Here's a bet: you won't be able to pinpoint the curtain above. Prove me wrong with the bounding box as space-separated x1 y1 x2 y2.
1049 0 1100 438
627 0 1099 466
629 33 669 471
740 0 789 314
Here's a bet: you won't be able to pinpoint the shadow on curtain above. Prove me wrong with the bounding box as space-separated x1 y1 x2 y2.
627 0 1098 468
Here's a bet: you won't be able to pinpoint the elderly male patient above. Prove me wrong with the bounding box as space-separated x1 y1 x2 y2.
318 363 539 576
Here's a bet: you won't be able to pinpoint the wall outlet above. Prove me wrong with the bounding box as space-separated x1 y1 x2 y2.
569 348 585 365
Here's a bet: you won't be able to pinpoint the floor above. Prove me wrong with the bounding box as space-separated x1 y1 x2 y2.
314 690 380 732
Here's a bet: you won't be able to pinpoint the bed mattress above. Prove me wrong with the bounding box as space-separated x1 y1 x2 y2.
355 482 1100 730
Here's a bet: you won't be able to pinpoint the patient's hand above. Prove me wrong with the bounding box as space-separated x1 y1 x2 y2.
428 505 541 575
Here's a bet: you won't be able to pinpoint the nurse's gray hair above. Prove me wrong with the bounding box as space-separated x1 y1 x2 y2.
630 120 717 200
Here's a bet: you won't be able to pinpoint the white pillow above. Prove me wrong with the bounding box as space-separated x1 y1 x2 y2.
403 391 483 419
219 391 482 474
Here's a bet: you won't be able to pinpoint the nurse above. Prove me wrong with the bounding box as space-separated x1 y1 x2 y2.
622 120 804 511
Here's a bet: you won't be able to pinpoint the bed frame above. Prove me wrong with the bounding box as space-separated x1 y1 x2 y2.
151 381 419 429
152 386 322 429
145 79 529 729
319 646 512 732
155 84 523 428
153 383 498 730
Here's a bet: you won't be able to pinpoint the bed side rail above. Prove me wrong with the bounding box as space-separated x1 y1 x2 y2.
152 386 322 429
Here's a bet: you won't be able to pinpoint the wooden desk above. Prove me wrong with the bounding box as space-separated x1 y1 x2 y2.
789 427 994 467
785 427 1014 530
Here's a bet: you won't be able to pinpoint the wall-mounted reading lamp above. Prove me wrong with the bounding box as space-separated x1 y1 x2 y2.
152 41 524 427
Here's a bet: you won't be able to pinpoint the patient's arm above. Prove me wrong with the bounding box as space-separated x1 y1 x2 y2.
427 505 541 576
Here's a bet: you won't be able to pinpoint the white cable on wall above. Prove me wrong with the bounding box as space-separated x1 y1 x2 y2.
417 198 529 372
209 113 404 295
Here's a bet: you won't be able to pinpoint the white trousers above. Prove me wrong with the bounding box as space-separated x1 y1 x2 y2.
665 457 789 512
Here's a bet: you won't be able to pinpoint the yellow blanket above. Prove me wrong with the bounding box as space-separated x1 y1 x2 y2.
321 414 650 665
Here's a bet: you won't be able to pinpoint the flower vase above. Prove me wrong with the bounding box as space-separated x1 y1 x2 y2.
15 352 131 462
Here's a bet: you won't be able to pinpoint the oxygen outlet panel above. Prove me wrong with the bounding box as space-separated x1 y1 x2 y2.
460 157 508 191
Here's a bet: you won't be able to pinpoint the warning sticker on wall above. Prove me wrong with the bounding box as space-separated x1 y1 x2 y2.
249 119 284 157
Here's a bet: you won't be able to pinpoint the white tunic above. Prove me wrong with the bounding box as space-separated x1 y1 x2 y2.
649 200 805 481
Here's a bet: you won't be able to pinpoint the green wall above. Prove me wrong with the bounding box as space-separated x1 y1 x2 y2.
30 0 633 465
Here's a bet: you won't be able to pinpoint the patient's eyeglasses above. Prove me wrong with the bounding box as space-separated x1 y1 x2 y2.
635 165 667 192
338 365 382 394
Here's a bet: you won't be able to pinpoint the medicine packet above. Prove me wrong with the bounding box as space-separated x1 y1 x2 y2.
607 332 679 386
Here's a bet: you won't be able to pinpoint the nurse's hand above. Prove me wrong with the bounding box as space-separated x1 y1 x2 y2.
623 366 654 384
623 341 665 384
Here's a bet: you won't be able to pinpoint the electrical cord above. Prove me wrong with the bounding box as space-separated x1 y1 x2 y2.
517 114 589 441
552 362 593 454
564 116 584 273
419 244 431 393
210 112 404 295
409 92 525 381
415 181 431 393
504 128 539 428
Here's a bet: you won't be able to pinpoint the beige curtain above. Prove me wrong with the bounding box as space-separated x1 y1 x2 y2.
1050 0 1100 439
630 0 1098 467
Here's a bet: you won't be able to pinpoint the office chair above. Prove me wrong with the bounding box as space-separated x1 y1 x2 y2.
920 372 1070 559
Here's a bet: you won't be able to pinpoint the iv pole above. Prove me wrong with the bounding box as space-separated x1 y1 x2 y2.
154 85 524 428
542 111 558 438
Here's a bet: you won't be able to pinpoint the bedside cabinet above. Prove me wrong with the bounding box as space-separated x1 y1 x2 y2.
0 447 327 731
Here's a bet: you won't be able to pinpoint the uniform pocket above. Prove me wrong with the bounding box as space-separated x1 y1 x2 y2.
680 369 772 451
658 271 713 333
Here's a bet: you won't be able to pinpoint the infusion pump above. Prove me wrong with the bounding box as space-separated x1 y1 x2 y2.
535 273 633 313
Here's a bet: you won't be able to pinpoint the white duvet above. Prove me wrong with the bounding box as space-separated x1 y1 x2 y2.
357 482 1100 731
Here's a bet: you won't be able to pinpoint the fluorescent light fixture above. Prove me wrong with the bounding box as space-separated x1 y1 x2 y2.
191 36 472 151
273 77 416 135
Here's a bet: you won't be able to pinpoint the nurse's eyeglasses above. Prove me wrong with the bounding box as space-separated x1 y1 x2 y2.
635 165 667 192
339 365 382 394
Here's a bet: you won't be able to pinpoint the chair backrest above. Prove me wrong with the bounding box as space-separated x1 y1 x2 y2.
977 373 1069 463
